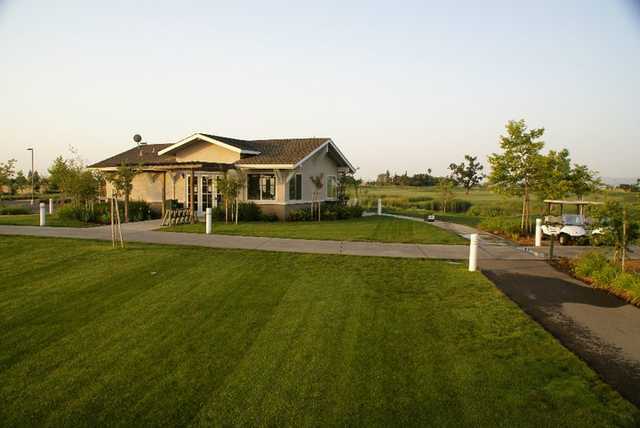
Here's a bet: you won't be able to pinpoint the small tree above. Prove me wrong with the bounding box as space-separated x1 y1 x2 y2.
568 164 601 200
535 149 572 201
0 159 16 193
109 163 140 223
448 155 484 194
310 174 324 221
12 170 28 194
594 202 639 269
438 178 455 213
48 152 99 207
488 119 545 233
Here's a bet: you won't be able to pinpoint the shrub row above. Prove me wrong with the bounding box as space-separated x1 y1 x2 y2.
210 202 278 222
574 252 640 306
0 206 31 215
56 200 155 224
478 216 533 239
288 203 364 222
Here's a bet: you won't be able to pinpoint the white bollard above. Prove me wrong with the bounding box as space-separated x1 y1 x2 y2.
468 233 478 272
535 218 542 247
206 207 212 234
39 202 46 226
49 198 54 214
377 198 382 215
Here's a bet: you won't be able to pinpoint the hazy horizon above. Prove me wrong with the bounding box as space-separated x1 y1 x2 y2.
1 0 639 181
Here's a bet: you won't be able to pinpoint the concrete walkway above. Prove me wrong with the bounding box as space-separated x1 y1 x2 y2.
0 220 537 261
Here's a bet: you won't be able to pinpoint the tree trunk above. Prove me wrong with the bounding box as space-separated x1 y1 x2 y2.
124 190 129 223
235 197 239 225
225 199 228 224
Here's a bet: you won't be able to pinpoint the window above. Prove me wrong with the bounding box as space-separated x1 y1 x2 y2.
326 175 337 199
288 173 302 200
247 173 276 200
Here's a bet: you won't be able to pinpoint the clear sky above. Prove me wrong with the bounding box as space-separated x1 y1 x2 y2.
1 0 639 180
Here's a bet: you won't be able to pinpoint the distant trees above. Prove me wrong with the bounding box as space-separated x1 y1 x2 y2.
448 155 484 194
373 170 439 187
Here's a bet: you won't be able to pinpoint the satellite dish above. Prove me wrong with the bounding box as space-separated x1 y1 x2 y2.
133 134 142 144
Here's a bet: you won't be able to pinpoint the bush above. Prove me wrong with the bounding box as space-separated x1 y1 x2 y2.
288 203 364 222
573 252 640 306
0 206 31 215
56 200 154 224
478 216 525 239
210 202 269 222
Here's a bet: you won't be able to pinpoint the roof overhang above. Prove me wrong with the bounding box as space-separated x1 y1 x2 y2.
292 139 356 173
158 133 261 156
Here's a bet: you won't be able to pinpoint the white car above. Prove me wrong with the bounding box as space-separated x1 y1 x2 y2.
425 214 436 222
541 214 590 245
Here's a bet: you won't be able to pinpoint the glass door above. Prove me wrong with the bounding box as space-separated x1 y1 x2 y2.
201 176 213 212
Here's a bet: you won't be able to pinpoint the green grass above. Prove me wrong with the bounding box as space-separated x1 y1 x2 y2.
163 216 467 245
0 214 96 227
0 236 637 426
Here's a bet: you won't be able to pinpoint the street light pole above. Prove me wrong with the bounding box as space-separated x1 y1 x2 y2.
26 148 34 205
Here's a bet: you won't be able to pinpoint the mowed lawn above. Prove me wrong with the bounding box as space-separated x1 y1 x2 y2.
0 214 93 227
0 237 638 427
163 215 467 245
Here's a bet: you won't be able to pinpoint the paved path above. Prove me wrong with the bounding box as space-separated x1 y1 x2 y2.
0 220 536 261
483 259 640 407
1 218 639 405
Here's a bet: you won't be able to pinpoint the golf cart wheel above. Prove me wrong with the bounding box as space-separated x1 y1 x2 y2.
558 233 570 246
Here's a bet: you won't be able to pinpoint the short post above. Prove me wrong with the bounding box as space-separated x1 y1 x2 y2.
535 218 542 247
49 198 54 214
206 207 212 234
469 233 478 272
377 198 382 215
39 202 46 226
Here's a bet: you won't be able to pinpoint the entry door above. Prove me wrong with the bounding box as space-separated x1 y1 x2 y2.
201 176 214 213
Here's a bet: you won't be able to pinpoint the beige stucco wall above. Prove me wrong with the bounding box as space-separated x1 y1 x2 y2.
175 140 241 163
104 172 186 203
290 145 338 202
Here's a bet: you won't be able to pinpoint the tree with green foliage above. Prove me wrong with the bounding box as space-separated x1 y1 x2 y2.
49 155 100 207
108 163 141 223
568 164 601 200
593 202 639 269
438 178 455 213
448 155 484 194
535 149 572 201
488 119 545 232
0 159 16 193
12 170 28 194
27 170 41 193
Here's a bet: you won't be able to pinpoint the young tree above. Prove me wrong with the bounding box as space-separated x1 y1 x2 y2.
438 178 455 213
593 202 639 269
535 149 572 201
310 174 324 221
109 163 140 223
48 153 99 207
488 119 545 232
0 159 16 193
12 170 28 194
448 155 484 194
27 170 41 193
568 164 601 200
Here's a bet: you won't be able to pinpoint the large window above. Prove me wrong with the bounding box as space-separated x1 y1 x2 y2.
247 173 276 201
288 173 302 200
326 175 337 199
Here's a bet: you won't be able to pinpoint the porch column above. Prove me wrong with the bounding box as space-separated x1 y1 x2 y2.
190 169 195 223
161 171 166 216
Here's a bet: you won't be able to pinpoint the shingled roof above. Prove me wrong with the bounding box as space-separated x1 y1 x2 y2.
90 133 353 171
89 144 176 168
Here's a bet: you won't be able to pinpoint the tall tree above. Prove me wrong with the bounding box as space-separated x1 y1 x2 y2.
13 170 28 194
109 163 140 223
488 119 545 232
448 155 484 194
535 149 572 201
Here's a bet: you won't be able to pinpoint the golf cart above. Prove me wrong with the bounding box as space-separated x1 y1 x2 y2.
541 200 603 245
